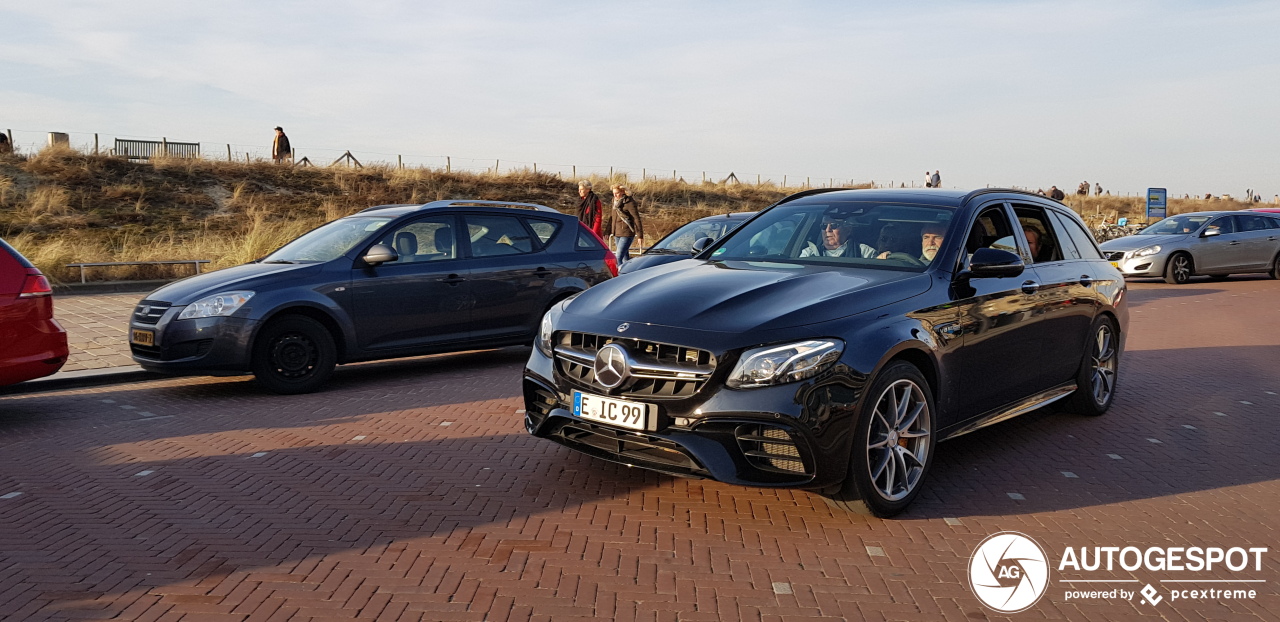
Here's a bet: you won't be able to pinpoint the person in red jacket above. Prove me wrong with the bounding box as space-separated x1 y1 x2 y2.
576 181 603 237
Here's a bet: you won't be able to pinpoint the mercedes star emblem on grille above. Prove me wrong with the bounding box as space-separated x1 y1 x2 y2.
593 343 630 389
617 323 629 333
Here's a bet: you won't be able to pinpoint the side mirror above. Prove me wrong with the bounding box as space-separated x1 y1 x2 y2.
362 243 398 266
1200 228 1221 238
958 247 1024 280
690 236 714 255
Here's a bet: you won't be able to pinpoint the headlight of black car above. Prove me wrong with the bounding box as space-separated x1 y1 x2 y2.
726 339 844 389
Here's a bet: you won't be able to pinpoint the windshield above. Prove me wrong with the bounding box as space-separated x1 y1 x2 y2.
1140 215 1211 235
653 217 747 252
710 201 954 272
263 216 393 262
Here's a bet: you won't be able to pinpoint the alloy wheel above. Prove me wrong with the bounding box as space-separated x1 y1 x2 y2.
1171 255 1191 283
1090 324 1118 405
865 379 932 501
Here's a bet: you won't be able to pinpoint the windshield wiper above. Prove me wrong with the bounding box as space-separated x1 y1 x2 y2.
260 259 297 264
645 248 683 255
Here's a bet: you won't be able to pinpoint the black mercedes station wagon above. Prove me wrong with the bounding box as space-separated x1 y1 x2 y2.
523 188 1127 517
130 200 615 394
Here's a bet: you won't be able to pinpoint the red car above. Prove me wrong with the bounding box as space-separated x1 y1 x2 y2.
0 238 68 386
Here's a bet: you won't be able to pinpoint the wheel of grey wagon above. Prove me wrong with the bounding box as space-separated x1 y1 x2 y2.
1163 252 1193 284
251 316 336 395
1063 316 1119 416
828 360 936 518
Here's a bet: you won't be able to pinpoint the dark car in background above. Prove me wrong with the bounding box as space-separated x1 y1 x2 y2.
130 201 615 394
1099 211 1280 283
524 188 1126 517
0 238 68 386
618 212 755 275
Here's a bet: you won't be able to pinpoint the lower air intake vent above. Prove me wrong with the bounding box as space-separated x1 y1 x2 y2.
735 425 809 474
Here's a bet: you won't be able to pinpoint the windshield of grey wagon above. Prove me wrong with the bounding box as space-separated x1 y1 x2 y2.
709 201 954 272
1139 215 1211 235
262 217 393 262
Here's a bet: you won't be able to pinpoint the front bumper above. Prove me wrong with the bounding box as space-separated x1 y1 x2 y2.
522 343 862 490
129 311 258 375
1107 252 1168 277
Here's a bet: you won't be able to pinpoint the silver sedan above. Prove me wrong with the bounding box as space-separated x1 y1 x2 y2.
1099 211 1280 284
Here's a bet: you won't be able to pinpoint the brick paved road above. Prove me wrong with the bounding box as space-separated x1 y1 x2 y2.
2 277 1277 621
52 293 141 372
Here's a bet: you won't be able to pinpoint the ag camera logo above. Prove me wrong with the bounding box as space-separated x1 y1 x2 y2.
970 532 1050 613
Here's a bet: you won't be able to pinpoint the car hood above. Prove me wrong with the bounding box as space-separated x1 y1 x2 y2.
144 262 321 304
1099 234 1187 251
565 259 932 333
617 252 693 275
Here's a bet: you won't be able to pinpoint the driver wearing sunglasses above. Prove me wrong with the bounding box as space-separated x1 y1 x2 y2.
800 216 877 258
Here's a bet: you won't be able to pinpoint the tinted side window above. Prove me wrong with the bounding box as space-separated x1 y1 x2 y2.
1056 212 1105 260
576 228 603 250
371 216 457 264
525 218 562 245
1048 211 1081 260
1207 216 1235 234
965 205 1016 255
1237 214 1270 232
465 215 535 257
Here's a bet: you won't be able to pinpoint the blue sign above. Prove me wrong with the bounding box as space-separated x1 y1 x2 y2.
1146 188 1167 220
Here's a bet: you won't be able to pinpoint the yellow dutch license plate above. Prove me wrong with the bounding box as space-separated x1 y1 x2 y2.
1109 261 1119 269
130 329 155 346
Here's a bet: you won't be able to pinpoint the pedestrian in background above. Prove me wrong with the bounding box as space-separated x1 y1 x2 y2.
1049 186 1065 200
1095 182 1102 196
1077 181 1090 196
924 171 933 187
609 184 644 264
930 170 941 188
0 132 12 155
576 181 603 237
271 127 292 164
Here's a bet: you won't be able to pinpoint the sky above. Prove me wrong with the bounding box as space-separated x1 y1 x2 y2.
3 1 1278 197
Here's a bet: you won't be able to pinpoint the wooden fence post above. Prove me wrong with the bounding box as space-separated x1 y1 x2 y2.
398 155 402 169
246 153 250 164
94 133 99 155
446 156 451 173
642 168 645 180
533 163 537 174
783 175 787 187
610 166 613 179
572 165 576 179
161 137 168 157
227 144 232 162
757 174 761 186
495 159 500 175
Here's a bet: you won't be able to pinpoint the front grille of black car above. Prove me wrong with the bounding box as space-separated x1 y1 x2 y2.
1104 251 1125 261
553 332 716 399
734 424 809 474
132 301 171 325
552 419 708 476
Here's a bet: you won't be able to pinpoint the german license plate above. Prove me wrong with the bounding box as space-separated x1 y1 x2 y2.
130 329 155 346
572 391 649 431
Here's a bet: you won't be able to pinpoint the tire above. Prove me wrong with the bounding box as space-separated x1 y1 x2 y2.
1063 316 1119 416
1270 253 1280 280
251 316 337 395
1163 252 1193 284
827 360 936 518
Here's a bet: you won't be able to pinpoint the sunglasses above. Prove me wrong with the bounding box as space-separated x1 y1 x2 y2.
821 222 845 231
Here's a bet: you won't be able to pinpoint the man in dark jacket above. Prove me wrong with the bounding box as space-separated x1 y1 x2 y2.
1049 186 1065 200
272 127 292 163
576 181 603 237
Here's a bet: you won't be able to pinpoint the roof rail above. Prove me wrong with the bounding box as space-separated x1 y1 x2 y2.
421 199 558 213
768 187 852 209
964 188 1061 203
357 204 421 213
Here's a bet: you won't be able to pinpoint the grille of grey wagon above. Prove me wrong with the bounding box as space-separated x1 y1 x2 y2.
553 332 716 399
132 301 171 325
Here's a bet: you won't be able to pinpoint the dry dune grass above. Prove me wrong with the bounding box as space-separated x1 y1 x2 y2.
3 147 1261 283
0 149 802 282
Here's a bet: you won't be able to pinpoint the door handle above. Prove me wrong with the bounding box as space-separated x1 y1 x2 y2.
1079 275 1093 287
1020 280 1039 294
1228 241 1240 245
533 267 553 278
441 274 466 285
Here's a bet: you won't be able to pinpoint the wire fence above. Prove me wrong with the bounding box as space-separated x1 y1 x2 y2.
4 127 880 190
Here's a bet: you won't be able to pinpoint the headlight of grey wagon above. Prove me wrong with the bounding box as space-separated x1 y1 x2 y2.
727 339 844 389
177 291 254 320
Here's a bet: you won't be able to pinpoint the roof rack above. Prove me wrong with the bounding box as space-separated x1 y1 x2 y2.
357 204 421 213
357 200 559 214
